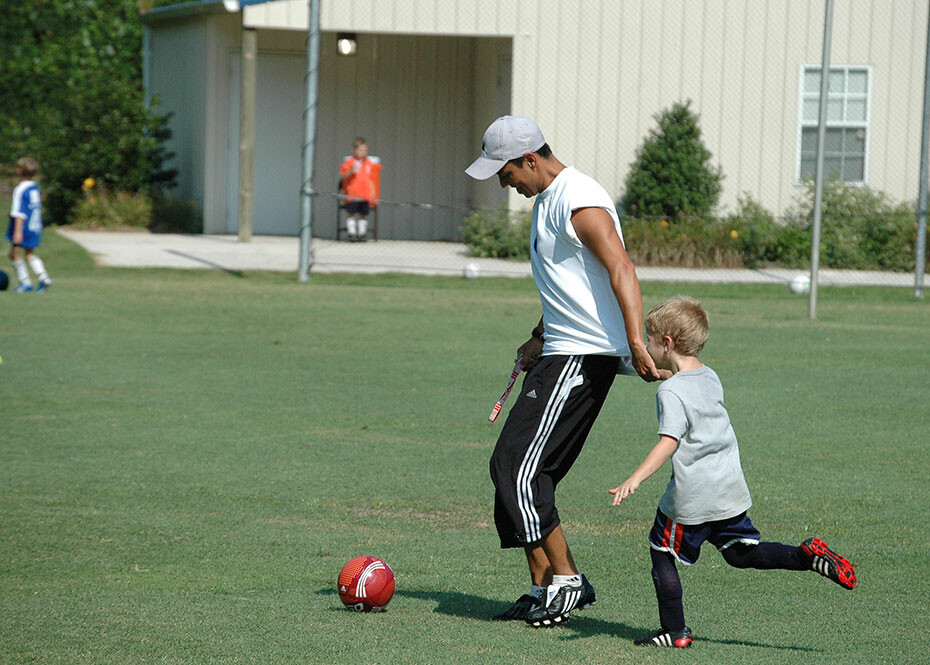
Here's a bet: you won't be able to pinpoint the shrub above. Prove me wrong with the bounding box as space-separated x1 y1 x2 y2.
622 100 723 219
621 216 743 268
462 209 532 259
150 194 203 234
769 219 811 268
726 194 781 267
71 185 152 229
785 180 918 271
464 184 923 271
621 182 923 271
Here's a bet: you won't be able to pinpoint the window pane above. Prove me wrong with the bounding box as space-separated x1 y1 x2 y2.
824 157 843 179
804 69 821 93
848 70 868 94
801 128 818 152
843 157 864 181
800 157 816 179
847 98 867 121
829 70 845 92
803 99 820 122
824 128 843 152
845 128 866 155
827 98 843 121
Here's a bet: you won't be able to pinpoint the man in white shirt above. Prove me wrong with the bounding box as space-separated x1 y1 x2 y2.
466 116 664 627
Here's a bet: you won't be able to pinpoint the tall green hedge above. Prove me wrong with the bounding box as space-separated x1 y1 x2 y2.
622 100 723 220
0 1 176 223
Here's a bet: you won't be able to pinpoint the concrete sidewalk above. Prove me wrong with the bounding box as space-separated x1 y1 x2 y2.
57 228 916 287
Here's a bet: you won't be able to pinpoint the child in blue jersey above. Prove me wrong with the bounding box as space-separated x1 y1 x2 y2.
7 157 51 293
608 296 857 649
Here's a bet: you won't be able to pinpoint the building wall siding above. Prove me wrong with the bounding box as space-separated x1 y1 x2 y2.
156 0 927 231
148 18 210 209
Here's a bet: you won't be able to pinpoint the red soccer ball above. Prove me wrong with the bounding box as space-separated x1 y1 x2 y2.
338 556 395 612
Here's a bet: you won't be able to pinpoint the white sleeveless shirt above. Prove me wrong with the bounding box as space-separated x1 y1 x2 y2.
530 167 630 357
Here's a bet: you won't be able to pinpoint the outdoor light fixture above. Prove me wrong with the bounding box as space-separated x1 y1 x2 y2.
336 33 357 56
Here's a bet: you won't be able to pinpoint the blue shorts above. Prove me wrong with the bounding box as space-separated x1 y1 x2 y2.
6 217 41 249
648 508 761 566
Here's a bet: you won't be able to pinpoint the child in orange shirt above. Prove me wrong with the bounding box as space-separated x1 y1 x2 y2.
340 137 380 242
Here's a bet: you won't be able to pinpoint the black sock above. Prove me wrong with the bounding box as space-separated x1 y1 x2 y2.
650 548 686 632
721 542 806 570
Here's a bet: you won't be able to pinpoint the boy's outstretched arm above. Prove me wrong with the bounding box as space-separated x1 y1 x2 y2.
608 435 678 506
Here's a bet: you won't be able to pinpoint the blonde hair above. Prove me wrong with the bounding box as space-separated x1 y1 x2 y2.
645 295 709 357
352 137 367 148
16 157 39 178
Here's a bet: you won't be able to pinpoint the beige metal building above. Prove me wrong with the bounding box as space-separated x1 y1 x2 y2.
143 0 929 239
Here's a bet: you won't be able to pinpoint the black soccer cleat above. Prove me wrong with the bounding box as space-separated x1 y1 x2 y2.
524 575 596 627
634 626 693 648
493 594 540 621
801 537 857 590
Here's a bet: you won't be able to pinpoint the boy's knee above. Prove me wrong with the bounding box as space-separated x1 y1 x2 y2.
721 543 752 568
651 566 681 599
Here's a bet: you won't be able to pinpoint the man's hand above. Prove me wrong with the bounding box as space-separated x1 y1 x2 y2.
629 341 663 382
516 336 543 371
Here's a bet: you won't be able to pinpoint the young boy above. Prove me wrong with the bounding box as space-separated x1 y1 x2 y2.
6 157 51 293
609 296 856 648
339 138 380 242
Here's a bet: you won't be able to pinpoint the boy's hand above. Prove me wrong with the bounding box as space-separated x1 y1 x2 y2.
608 478 640 506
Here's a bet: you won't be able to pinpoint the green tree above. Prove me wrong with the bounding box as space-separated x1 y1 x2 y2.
622 100 723 219
0 0 176 223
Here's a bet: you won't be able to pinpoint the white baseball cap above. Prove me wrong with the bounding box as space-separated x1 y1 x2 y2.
465 116 546 180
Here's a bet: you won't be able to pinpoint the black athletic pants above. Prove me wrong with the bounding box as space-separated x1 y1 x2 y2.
489 354 619 548
650 543 807 631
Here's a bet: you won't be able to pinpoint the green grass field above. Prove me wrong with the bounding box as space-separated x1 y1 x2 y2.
2 230 929 664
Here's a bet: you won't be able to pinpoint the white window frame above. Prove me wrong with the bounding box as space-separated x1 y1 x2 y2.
796 64 872 185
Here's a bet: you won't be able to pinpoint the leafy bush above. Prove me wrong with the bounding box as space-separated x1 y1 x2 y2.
622 100 723 219
621 216 744 268
462 209 532 259
150 194 203 234
70 181 201 234
0 2 177 224
726 194 782 267
784 180 919 271
71 185 152 229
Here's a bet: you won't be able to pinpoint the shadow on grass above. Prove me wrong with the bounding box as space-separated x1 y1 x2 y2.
164 249 245 277
317 587 817 652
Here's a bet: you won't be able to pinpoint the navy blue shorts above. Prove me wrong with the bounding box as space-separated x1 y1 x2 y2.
648 509 761 566
344 200 370 216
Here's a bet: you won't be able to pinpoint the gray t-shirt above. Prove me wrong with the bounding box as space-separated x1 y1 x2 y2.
656 365 752 525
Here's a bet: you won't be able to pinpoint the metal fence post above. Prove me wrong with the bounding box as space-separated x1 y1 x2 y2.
809 0 834 320
298 0 320 282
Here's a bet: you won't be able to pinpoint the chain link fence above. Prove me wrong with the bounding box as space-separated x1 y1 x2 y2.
305 0 929 290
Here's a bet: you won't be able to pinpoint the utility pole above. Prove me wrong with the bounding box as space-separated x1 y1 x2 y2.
238 25 257 243
915 3 930 298
298 0 321 282
809 0 834 319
